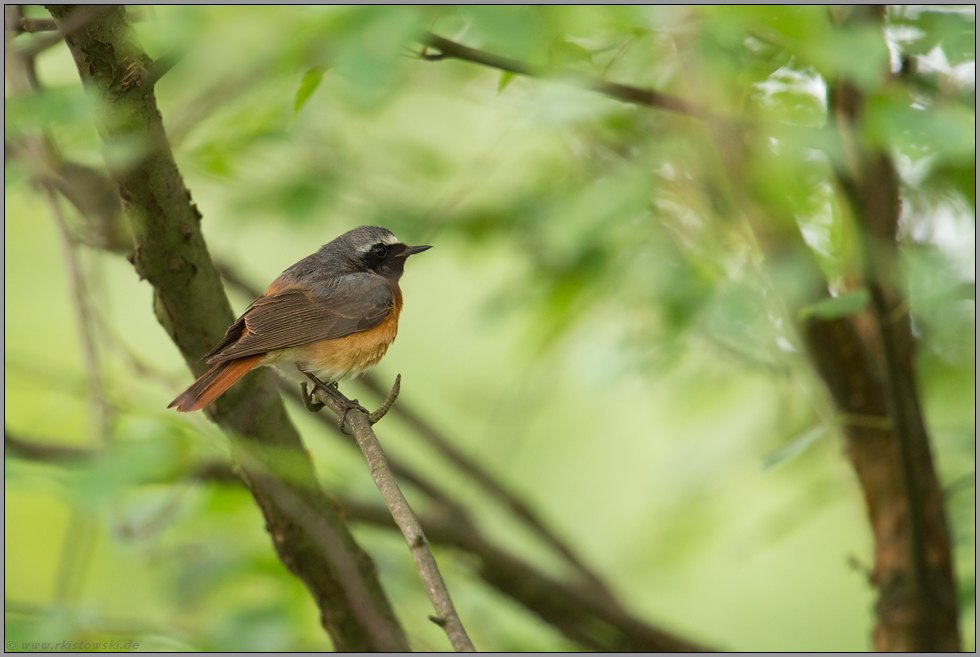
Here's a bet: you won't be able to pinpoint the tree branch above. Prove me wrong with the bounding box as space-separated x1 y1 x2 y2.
306 382 476 652
10 9 144 34
338 497 711 652
6 426 715 652
359 373 621 604
798 7 960 651
43 5 407 651
823 80 960 650
141 46 185 89
418 31 708 119
5 429 98 461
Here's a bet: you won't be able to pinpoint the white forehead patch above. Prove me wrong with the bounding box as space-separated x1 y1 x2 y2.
356 234 400 252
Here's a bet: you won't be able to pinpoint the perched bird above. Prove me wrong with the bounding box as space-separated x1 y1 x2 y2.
169 226 430 413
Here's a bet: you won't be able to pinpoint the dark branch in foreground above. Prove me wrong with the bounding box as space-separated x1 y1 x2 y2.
5 430 97 461
820 83 960 650
419 31 708 118
306 380 476 652
43 5 406 651
5 431 712 652
802 8 959 652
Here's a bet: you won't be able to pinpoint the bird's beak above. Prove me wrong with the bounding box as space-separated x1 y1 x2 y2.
399 244 432 257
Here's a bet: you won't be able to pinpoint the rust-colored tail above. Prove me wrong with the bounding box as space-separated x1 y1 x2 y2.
168 354 264 412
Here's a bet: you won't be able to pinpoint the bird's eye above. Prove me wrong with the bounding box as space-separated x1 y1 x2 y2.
370 244 388 259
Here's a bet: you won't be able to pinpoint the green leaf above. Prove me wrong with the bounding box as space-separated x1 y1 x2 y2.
497 71 516 95
294 66 328 118
798 289 870 321
550 37 594 70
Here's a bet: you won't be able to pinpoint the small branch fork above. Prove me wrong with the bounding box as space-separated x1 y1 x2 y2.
305 375 476 653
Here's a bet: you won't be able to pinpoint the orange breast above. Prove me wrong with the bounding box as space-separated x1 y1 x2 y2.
281 289 404 383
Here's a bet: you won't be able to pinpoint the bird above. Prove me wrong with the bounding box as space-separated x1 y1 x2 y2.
168 225 430 414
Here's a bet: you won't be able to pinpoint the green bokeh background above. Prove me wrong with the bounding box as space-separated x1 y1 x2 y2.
5 5 975 651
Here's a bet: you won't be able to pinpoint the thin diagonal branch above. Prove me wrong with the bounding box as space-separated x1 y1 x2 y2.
308 383 476 652
4 430 98 461
338 497 711 652
11 9 144 34
419 31 708 118
141 46 185 88
43 185 112 446
360 373 619 603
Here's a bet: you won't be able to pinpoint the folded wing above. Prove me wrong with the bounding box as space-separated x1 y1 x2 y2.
206 275 393 363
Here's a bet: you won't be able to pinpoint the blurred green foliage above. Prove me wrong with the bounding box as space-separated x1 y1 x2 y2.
5 5 974 652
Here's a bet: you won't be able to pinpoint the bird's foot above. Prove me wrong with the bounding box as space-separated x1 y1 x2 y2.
301 372 369 432
300 382 325 413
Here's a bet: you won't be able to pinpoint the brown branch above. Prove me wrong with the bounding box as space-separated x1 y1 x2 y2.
43 5 407 651
43 185 113 446
275 375 466 512
799 8 960 651
13 16 58 32
368 374 401 424
823 84 960 650
11 9 144 34
339 497 711 652
141 46 185 89
360 373 620 604
419 31 708 118
5 430 98 461
6 426 715 652
307 383 476 652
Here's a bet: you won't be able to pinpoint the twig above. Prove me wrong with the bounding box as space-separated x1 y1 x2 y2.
308 383 476 652
276 376 468 513
338 497 711 652
360 374 619 603
12 9 144 34
141 46 185 88
4 430 98 461
14 16 57 32
43 184 113 446
368 374 400 424
418 31 708 118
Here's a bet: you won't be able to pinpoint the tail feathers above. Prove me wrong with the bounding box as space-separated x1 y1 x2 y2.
169 354 264 412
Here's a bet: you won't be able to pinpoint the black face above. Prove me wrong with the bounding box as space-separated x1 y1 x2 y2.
358 240 433 280
361 241 399 272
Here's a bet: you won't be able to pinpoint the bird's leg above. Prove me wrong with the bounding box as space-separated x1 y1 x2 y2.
301 370 369 431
